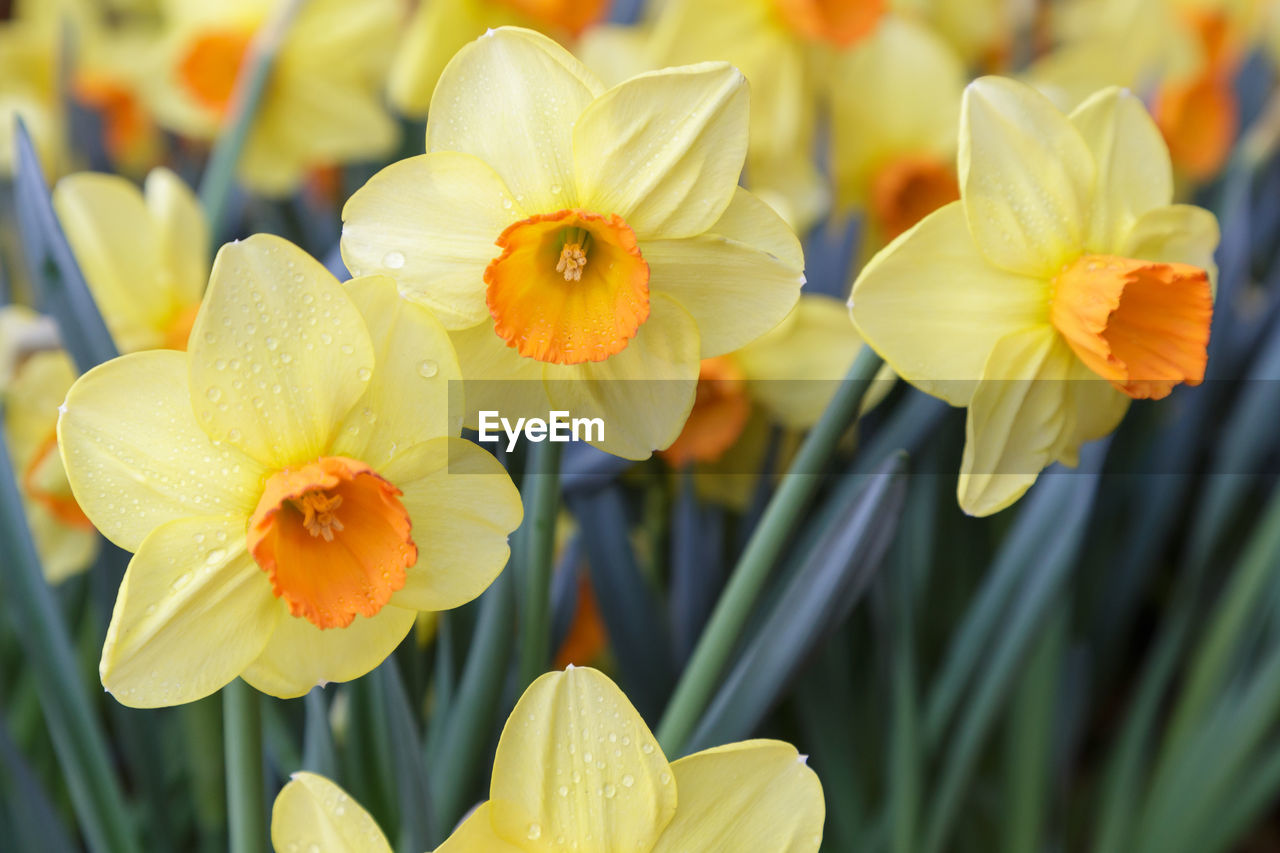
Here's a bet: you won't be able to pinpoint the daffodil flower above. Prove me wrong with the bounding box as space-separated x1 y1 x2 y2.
0 8 66 178
269 667 825 853
342 27 804 460
53 167 208 352
850 78 1219 516
57 234 522 706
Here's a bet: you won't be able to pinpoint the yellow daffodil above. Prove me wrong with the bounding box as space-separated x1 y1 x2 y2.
891 0 1023 69
850 78 1220 516
57 234 522 706
142 0 400 196
0 3 67 178
271 667 825 852
388 0 609 115
70 23 165 175
53 167 208 353
2 307 99 583
271 773 392 853
342 27 804 460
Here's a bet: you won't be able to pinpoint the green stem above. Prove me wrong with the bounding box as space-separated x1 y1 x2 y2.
517 439 565 690
656 347 884 755
224 679 266 853
197 0 308 238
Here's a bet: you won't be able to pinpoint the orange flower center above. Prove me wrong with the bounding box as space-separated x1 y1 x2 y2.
1050 254 1212 400
72 73 148 162
485 208 650 365
177 27 254 116
497 0 607 36
23 432 93 529
247 457 416 630
774 0 884 48
869 154 960 241
660 356 751 467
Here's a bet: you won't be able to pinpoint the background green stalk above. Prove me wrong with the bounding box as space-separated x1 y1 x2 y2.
517 440 565 691
223 679 265 853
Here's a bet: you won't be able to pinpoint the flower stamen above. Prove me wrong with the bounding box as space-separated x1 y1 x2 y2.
556 242 588 281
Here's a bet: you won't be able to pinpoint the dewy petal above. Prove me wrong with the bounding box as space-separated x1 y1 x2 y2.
100 514 280 708
240 604 416 699
272 773 392 853
959 76 1095 277
573 62 748 240
957 326 1074 517
383 437 522 612
1069 87 1174 253
188 234 376 468
849 202 1048 407
449 320 552 429
58 350 265 552
1122 204 1221 290
652 740 825 853
427 27 603 213
433 803 525 853
341 152 518 330
643 187 804 358
144 166 208 309
543 294 701 460
488 667 676 850
330 275 464 469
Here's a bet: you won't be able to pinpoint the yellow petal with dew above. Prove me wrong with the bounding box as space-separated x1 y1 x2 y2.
144 166 208 310
960 76 1094 277
58 350 265 552
341 152 518 329
271 772 392 853
543 294 700 460
642 187 804 358
388 0 491 116
849 202 1048 407
240 604 416 699
449 320 552 430
188 234 375 468
957 326 1074 517
488 666 676 850
383 437 521 612
573 62 747 240
428 27 602 213
1069 86 1173 254
1121 203 1221 290
652 739 825 853
52 171 171 352
434 803 526 853
330 275 464 469
101 514 280 708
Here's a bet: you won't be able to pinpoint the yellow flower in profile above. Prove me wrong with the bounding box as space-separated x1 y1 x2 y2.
70 24 165 175
850 78 1219 516
388 0 609 115
57 234 522 706
142 0 400 196
2 308 99 584
343 27 804 460
270 667 825 853
53 167 208 353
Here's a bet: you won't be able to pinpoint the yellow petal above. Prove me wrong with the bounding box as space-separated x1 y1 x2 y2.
28 506 99 585
240 604 415 699
58 350 265 552
427 27 602 213
573 62 747 240
271 772 392 853
1069 87 1173 254
52 171 171 352
143 166 208 309
449 320 552 429
1056 356 1129 468
642 187 804 358
849 202 1048 407
434 803 526 853
383 437 521 612
957 326 1074 517
340 152 517 329
960 76 1094 277
543 294 700 459
652 740 824 853
188 234 375 468
101 514 280 708
488 666 676 850
1121 203 1221 290
330 275 464 469
388 0 490 116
